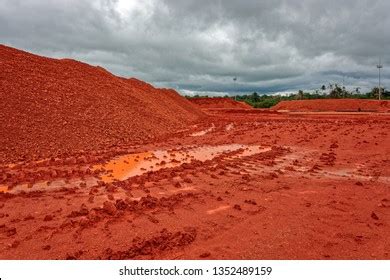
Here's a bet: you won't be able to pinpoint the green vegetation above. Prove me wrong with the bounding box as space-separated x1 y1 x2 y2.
186 84 390 108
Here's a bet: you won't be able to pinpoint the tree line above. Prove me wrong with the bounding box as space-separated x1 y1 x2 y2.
186 85 390 108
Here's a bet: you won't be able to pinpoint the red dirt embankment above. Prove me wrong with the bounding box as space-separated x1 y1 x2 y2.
189 97 252 109
272 99 390 112
0 45 204 163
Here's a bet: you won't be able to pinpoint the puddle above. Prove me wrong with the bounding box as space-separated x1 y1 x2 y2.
207 205 231 214
316 169 390 183
158 186 197 195
0 185 8 193
8 177 99 194
95 151 152 183
95 144 269 183
170 186 197 193
190 123 215 136
6 144 270 193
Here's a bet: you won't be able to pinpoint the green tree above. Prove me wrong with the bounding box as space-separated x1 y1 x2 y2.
329 84 343 98
251 92 259 102
369 87 384 99
297 90 304 100
355 87 360 94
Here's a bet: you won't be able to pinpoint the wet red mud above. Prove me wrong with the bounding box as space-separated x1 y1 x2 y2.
1 109 389 260
1 46 389 260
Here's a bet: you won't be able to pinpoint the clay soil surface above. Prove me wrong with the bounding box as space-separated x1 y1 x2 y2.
273 99 390 112
1 108 389 260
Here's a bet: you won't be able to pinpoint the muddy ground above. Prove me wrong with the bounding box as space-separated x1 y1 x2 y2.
0 110 389 259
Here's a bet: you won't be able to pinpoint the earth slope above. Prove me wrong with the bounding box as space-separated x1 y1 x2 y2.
0 45 204 163
189 97 252 109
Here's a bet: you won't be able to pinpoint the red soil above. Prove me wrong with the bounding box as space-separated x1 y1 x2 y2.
0 45 204 163
189 97 252 109
1 111 389 260
272 99 390 112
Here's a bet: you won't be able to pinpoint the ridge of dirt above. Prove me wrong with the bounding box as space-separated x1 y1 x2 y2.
272 99 390 112
189 97 252 109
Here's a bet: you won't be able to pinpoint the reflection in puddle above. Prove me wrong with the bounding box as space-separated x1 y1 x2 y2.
95 144 268 183
0 185 8 193
6 144 270 193
95 151 151 183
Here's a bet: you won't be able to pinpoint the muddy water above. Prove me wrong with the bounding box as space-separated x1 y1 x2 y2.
207 205 231 214
95 144 269 183
95 151 152 183
190 124 215 136
5 144 269 193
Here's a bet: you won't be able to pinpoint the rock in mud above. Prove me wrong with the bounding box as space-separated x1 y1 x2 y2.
233 204 242 211
199 252 211 258
6 227 17 237
42 245 51 251
103 201 117 216
115 199 128 211
43 215 53 222
371 212 379 220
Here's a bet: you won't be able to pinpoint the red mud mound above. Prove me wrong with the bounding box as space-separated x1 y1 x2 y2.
189 97 252 109
0 44 204 163
272 99 390 112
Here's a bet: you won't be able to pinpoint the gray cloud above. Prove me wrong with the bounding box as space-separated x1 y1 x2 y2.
1 0 388 95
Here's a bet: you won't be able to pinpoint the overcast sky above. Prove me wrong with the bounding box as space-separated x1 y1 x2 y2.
1 0 389 95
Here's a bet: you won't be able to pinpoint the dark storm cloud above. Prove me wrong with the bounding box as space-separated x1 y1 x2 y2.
0 0 388 95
